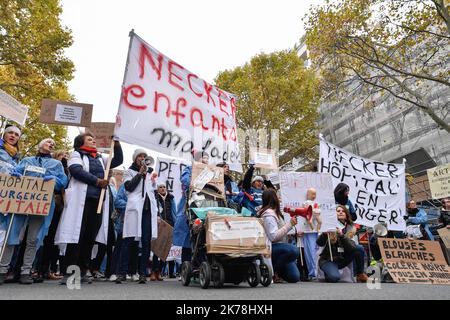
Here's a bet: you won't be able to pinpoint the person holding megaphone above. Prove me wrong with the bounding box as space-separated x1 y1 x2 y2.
116 149 158 284
258 189 300 283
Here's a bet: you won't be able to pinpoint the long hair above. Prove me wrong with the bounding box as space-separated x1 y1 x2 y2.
334 183 349 205
336 204 353 225
258 189 282 219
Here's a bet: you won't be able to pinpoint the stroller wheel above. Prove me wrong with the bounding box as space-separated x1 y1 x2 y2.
211 262 225 288
199 262 211 289
247 262 261 287
260 262 273 287
181 262 192 286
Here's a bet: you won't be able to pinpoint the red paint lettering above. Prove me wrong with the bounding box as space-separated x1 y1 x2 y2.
168 60 185 91
139 44 163 80
229 126 237 142
230 97 237 119
24 202 34 214
124 85 147 110
154 92 171 117
218 89 229 116
187 74 202 98
190 107 208 131
43 203 50 215
221 117 228 141
172 97 187 127
203 81 216 107
211 115 221 136
15 200 26 212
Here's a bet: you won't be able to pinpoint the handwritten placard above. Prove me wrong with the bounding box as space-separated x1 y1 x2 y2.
0 173 55 216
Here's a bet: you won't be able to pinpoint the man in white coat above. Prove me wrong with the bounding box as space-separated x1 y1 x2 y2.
116 149 158 284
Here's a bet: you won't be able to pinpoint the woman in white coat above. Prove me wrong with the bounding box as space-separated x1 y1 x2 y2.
116 149 158 284
55 133 123 283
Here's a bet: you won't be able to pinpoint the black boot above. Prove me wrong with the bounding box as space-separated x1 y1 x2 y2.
19 274 34 285
138 275 147 284
115 275 126 284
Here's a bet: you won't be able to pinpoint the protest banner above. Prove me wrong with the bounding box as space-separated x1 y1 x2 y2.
438 227 450 251
427 163 450 199
190 162 225 199
40 99 93 127
378 238 450 285
250 147 278 170
0 89 29 126
86 122 115 149
151 219 173 262
114 32 241 165
0 173 55 216
279 172 338 232
319 136 406 231
155 157 189 206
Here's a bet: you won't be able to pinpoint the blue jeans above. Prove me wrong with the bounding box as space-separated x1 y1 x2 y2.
320 261 342 283
271 242 300 283
119 211 152 276
303 233 318 278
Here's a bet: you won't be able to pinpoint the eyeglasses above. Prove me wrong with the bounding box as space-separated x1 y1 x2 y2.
158 186 166 189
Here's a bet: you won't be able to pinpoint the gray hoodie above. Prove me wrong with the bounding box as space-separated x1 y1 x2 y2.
260 208 294 244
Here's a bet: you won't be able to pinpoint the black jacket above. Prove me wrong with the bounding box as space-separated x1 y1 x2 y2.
317 233 356 269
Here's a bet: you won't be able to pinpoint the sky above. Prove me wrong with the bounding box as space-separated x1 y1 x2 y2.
60 0 322 168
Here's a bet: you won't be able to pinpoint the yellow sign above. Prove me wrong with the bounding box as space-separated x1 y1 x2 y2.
427 163 450 199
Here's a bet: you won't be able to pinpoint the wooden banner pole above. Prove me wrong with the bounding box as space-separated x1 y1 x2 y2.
328 233 334 262
0 214 15 263
96 139 115 214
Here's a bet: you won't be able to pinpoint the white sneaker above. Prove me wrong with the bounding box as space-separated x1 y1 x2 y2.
126 274 132 280
109 274 118 282
132 273 140 282
93 271 105 280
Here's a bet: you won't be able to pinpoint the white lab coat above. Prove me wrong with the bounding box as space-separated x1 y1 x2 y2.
55 151 109 245
122 169 158 240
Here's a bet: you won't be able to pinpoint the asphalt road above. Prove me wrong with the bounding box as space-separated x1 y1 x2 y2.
0 278 449 300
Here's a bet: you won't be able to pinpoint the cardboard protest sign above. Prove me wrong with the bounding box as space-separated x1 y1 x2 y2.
427 163 450 199
267 172 280 187
438 227 450 251
378 238 450 285
206 214 269 255
319 137 406 231
0 173 55 216
190 162 225 199
279 172 338 233
86 122 115 149
250 147 278 170
0 89 29 126
438 227 450 265
40 99 93 127
166 245 182 263
155 157 189 206
151 219 173 262
114 32 241 165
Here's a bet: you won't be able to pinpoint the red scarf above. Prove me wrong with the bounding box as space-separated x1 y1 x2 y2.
79 146 98 158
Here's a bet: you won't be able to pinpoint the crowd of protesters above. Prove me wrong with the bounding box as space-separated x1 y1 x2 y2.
0 125 447 286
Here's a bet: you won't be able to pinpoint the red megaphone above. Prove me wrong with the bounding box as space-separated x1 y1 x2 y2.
283 205 313 221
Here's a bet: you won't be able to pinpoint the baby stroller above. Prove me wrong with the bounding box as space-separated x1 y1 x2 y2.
180 184 272 289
